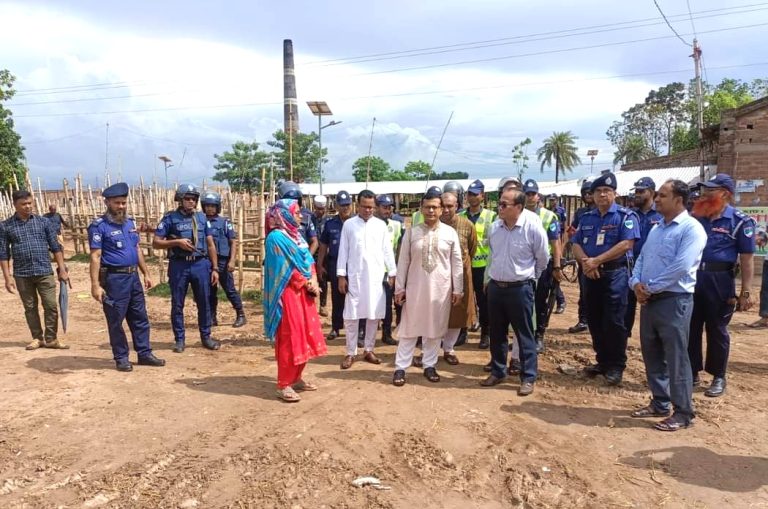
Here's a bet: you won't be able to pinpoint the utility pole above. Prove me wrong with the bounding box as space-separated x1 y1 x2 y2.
366 117 376 188
692 38 706 182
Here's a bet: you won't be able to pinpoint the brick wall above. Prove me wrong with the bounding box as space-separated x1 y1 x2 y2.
719 98 768 207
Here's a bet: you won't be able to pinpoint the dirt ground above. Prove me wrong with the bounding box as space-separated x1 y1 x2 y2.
1 250 767 509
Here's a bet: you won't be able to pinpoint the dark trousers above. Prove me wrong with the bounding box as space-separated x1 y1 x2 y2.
640 293 695 419
102 272 152 361
576 267 587 323
488 280 537 382
319 269 328 308
556 286 565 307
625 289 638 337
688 271 735 378
169 258 212 343
15 274 58 341
328 259 345 332
210 256 243 317
382 276 401 336
760 259 768 318
472 266 490 335
584 267 629 371
534 259 555 335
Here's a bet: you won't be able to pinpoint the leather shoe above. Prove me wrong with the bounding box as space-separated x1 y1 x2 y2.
443 353 459 365
480 374 506 387
412 355 423 368
116 360 133 372
423 367 440 382
455 329 468 347
202 337 221 350
655 413 693 432
363 351 381 365
705 377 726 397
605 369 623 386
582 363 605 378
173 342 185 353
569 322 588 333
692 373 701 387
509 359 521 375
535 335 545 354
211 316 219 327
483 361 492 372
232 312 247 328
554 304 566 314
326 330 339 341
340 355 355 369
137 354 166 367
518 381 534 396
478 335 490 349
381 333 398 346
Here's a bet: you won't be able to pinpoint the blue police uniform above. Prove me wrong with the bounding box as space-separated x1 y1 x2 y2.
155 208 215 347
689 204 756 379
625 205 663 335
571 178 640 377
206 215 244 318
300 207 317 245
320 215 346 333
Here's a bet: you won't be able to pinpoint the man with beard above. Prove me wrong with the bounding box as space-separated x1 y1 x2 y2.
567 177 595 333
89 183 165 371
625 177 663 337
153 184 220 353
375 194 403 346
571 172 640 386
688 174 756 397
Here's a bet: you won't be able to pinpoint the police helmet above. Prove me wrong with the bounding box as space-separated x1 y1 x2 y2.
442 181 464 206
201 191 222 212
175 183 201 201
580 176 595 195
497 176 522 193
278 181 302 201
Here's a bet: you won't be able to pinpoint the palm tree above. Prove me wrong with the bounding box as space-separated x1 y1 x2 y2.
537 131 582 183
612 135 658 166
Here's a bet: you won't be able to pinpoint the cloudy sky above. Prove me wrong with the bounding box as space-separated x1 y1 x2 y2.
2 0 767 188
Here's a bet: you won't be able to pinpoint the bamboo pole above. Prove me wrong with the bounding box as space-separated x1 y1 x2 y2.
237 199 245 293
62 179 79 254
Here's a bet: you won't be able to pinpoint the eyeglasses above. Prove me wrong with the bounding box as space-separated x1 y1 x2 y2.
498 202 514 209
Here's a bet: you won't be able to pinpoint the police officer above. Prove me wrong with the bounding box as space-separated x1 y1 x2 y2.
459 179 497 349
88 183 165 371
201 191 246 328
153 184 220 353
570 172 640 386
443 181 465 211
688 174 756 397
498 176 523 193
567 176 596 333
545 193 567 314
311 195 331 316
279 181 318 254
625 177 663 337
375 194 403 345
523 179 562 353
317 190 354 341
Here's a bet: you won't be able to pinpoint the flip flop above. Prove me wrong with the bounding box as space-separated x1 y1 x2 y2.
293 380 318 392
276 387 301 402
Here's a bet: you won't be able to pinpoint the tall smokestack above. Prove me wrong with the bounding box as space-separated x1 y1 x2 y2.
283 39 299 180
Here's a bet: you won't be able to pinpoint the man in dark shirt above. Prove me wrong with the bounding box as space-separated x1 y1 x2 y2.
43 204 69 234
1 190 70 350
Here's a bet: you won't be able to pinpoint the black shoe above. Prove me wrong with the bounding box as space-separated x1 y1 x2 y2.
478 335 490 349
582 363 605 378
116 360 133 372
416 336 423 348
202 337 221 351
554 304 566 314
232 311 246 328
469 322 480 333
357 339 365 348
692 373 701 387
705 377 726 397
535 332 545 354
605 369 623 386
326 330 339 341
509 359 521 375
381 333 398 346
455 330 468 347
211 316 219 327
137 354 166 367
569 322 588 333
173 342 185 353
423 367 440 383
483 361 492 372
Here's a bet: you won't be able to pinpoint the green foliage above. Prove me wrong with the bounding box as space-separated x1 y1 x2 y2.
511 137 532 181
670 125 699 153
66 253 91 263
403 160 431 180
212 141 268 193
0 69 26 190
432 170 469 179
267 130 325 183
147 282 261 304
352 156 392 182
351 157 447 182
536 131 581 183
613 135 657 165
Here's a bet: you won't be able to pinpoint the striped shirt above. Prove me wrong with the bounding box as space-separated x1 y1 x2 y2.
0 214 61 277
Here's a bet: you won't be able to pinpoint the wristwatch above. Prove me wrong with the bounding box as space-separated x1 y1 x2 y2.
741 291 750 298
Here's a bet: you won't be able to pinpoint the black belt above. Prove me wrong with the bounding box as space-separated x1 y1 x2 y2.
102 265 138 274
647 291 688 302
491 279 532 288
171 255 206 262
600 260 628 271
699 261 735 272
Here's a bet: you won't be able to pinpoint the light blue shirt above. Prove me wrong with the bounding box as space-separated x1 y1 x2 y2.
485 209 549 284
630 210 707 294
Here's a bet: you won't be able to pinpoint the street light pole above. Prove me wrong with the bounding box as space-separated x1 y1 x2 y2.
307 101 341 196
158 155 173 189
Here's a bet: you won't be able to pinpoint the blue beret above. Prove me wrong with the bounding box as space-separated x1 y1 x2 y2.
590 172 617 192
467 179 484 194
633 177 656 191
376 194 394 206
102 182 129 198
700 173 735 194
336 190 352 205
523 179 539 193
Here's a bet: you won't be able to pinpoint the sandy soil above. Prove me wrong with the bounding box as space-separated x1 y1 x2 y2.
1 253 767 508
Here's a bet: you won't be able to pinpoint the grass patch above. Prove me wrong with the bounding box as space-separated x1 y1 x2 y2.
147 282 262 304
147 282 172 297
66 253 91 263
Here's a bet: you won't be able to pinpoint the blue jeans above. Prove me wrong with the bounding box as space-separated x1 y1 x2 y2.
760 259 768 319
640 293 695 419
488 280 537 382
169 258 212 344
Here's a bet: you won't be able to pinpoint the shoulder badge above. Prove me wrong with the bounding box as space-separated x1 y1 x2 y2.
743 226 754 238
549 222 557 232
624 219 635 229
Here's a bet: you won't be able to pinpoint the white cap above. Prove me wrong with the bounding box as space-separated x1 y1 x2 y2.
313 195 328 206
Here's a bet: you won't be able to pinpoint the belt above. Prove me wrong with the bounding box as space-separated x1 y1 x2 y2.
491 279 532 288
600 260 628 271
171 255 206 262
647 291 688 302
102 265 138 274
699 261 735 272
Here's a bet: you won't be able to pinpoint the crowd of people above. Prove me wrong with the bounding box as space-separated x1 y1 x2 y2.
1 171 766 431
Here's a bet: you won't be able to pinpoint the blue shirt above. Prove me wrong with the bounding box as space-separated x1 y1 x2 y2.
630 210 707 294
43 212 66 234
0 214 61 277
571 205 593 229
552 205 567 233
299 208 317 244
155 209 213 259
697 205 756 263
570 203 640 258
632 206 663 257
319 215 345 260
88 216 140 267
206 215 236 258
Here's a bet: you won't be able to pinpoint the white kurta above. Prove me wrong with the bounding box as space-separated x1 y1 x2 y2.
395 222 463 339
336 215 397 320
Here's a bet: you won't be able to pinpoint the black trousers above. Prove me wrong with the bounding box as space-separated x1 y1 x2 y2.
472 266 489 335
382 276 401 335
534 259 555 335
327 259 345 333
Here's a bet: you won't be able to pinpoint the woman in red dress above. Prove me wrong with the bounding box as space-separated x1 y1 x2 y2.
263 199 327 402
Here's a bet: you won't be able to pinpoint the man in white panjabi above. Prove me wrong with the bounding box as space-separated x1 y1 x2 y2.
392 191 463 386
337 190 397 369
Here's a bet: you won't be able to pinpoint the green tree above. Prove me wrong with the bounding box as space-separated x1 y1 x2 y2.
606 103 664 157
511 137 532 181
645 82 686 154
536 131 581 183
0 69 26 190
613 135 657 165
267 130 325 183
352 156 392 182
212 141 268 193
403 160 431 180
433 170 469 179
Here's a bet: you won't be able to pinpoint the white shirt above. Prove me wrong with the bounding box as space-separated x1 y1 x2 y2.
485 208 549 283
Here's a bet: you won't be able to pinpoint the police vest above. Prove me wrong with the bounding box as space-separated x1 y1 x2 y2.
161 210 209 259
387 219 403 250
459 208 495 268
537 207 558 257
207 216 233 258
411 211 424 226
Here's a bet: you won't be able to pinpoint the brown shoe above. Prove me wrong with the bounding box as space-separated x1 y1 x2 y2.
480 374 506 387
341 355 355 369
44 340 70 350
518 381 534 396
26 340 43 350
412 355 423 368
443 353 459 365
363 351 381 365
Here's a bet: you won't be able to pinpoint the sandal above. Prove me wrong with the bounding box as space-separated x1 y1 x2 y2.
393 369 406 387
654 415 693 432
276 387 301 402
747 319 768 329
423 367 440 383
293 380 318 392
630 405 670 418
